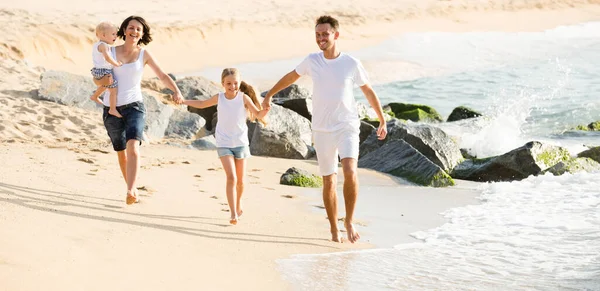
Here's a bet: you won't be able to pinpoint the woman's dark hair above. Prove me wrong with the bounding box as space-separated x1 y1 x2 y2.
117 15 153 45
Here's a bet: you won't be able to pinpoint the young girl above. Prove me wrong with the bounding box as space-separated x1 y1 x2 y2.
184 68 269 225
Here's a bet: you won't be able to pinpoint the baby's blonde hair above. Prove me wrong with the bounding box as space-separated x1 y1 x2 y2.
221 68 267 126
95 22 116 37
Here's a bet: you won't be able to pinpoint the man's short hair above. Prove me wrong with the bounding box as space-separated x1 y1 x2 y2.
315 15 339 31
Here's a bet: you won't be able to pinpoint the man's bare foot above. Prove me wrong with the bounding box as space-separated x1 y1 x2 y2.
345 223 360 243
331 230 344 243
108 108 122 118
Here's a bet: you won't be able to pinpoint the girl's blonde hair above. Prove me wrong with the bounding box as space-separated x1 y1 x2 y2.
221 68 267 126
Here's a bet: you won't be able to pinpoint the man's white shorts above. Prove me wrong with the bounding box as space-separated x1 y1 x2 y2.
313 128 360 176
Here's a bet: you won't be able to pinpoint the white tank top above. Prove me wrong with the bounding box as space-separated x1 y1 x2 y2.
215 91 248 148
92 41 113 69
102 47 145 107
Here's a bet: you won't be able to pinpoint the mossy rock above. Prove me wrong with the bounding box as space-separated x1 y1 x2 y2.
447 106 482 122
391 170 455 187
280 167 323 188
573 120 600 131
534 147 570 168
578 146 600 163
545 157 600 176
384 103 443 123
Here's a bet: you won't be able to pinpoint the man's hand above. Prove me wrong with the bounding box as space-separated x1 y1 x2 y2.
377 122 387 140
261 97 272 111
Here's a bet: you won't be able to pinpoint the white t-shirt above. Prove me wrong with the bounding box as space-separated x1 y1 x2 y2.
295 52 369 132
215 91 249 148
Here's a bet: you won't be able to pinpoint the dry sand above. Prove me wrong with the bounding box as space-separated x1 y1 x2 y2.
1 0 600 290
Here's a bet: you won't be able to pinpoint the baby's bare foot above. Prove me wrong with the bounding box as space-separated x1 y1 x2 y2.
108 108 122 118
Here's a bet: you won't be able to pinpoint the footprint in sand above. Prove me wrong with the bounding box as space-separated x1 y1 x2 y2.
209 196 218 199
77 157 95 164
220 203 228 206
136 186 156 196
263 187 275 191
281 194 296 199
250 168 263 172
221 209 229 212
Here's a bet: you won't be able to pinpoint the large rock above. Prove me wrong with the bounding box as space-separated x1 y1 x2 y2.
177 76 222 131
359 121 375 145
359 119 463 172
191 135 217 150
384 102 443 123
574 121 600 131
358 140 455 187
447 106 482 122
165 109 206 139
262 84 311 103
280 98 312 121
451 141 570 182
38 70 101 111
578 146 600 163
143 93 175 140
249 104 313 159
545 157 600 176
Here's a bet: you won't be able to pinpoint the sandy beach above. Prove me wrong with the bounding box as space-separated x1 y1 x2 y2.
2 0 600 290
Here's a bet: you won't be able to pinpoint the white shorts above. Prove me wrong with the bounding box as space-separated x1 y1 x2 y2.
313 128 360 176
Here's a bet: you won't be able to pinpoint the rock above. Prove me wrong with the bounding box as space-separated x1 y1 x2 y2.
249 104 313 159
262 84 311 103
450 141 570 182
176 76 222 131
360 119 463 172
279 98 312 121
191 135 217 150
280 167 322 188
545 157 600 175
359 121 375 145
447 106 483 122
358 139 455 187
384 102 443 123
143 93 175 140
38 70 101 111
577 146 600 163
165 109 206 139
573 120 600 131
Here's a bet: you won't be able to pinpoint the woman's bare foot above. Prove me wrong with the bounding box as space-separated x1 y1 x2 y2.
229 216 238 225
236 209 243 219
126 190 137 205
345 223 360 243
108 108 123 118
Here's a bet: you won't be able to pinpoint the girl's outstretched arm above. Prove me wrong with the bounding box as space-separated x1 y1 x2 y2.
184 94 218 109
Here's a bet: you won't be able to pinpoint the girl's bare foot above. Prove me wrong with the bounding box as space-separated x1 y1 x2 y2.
108 108 123 118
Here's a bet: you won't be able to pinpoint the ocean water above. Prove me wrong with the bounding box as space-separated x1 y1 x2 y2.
190 22 600 290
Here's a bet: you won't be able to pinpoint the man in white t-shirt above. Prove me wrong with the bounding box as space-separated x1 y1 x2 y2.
262 15 387 243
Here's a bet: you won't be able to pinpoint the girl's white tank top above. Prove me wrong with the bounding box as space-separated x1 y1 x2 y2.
215 91 249 148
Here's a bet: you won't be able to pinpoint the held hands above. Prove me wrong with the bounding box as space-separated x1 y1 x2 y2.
261 97 272 111
116 61 123 67
377 121 388 140
172 92 184 105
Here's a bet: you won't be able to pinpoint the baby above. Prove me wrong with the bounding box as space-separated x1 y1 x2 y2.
89 21 122 117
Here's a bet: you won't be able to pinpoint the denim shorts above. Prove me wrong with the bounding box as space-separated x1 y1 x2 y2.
103 101 146 151
217 145 250 159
